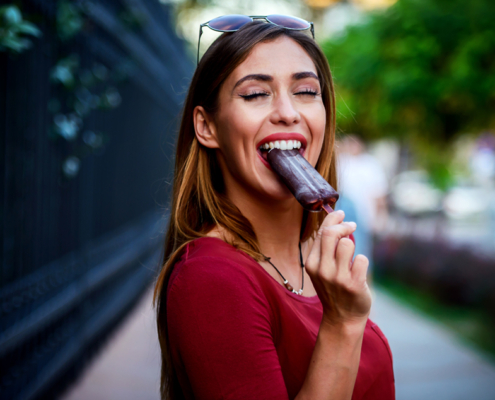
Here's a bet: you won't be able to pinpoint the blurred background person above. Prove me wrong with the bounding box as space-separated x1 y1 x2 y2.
336 134 389 273
470 132 495 188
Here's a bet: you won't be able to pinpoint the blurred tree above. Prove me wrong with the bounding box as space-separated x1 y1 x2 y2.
322 0 495 145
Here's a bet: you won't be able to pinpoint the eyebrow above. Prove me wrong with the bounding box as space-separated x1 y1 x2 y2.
233 74 273 90
232 71 320 91
292 71 319 81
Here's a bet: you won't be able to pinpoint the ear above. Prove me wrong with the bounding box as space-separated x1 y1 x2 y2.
193 106 220 149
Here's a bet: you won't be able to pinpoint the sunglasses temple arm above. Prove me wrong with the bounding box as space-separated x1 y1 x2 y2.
197 25 204 65
310 22 315 40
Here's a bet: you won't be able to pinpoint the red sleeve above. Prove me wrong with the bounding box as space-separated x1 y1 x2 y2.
167 256 289 400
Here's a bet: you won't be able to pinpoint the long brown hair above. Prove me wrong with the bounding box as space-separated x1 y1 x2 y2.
154 21 337 399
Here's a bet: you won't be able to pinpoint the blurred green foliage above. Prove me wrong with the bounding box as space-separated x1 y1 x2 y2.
47 0 133 179
57 0 84 41
322 0 495 145
0 4 41 53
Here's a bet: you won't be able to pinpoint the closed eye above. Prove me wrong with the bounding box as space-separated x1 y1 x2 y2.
295 89 319 96
239 91 270 101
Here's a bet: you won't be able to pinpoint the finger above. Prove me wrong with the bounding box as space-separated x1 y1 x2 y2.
306 210 345 273
321 209 346 229
351 254 369 284
321 221 356 259
335 237 355 281
318 221 357 279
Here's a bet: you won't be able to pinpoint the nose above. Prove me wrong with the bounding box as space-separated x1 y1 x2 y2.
270 93 301 126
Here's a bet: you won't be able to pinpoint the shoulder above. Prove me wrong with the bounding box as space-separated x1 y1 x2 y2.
167 237 265 299
166 238 276 333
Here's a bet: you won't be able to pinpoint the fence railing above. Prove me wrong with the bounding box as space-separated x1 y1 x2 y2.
0 0 192 398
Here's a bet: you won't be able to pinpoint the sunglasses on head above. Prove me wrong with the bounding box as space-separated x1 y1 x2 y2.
197 14 315 64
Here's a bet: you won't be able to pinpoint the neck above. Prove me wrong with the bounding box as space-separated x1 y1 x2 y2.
226 184 305 270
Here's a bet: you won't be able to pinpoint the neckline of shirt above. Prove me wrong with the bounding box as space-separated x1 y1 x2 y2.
193 236 320 304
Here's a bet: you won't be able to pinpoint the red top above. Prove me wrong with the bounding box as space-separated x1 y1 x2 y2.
167 237 395 400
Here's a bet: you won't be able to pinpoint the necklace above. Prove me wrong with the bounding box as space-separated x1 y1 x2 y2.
263 243 305 295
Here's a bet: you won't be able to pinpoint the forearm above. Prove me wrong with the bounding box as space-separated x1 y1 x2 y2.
295 319 366 400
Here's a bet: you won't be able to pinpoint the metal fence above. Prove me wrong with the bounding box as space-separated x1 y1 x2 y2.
0 0 193 398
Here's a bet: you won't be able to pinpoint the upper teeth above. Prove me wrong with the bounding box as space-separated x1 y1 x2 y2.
261 140 302 150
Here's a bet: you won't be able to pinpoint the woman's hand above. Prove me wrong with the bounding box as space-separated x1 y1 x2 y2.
306 210 372 328
296 210 372 399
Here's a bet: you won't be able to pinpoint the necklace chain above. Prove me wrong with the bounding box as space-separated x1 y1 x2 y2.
263 243 305 295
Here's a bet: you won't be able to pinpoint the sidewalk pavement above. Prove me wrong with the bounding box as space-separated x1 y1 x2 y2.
61 288 161 400
62 285 495 400
370 289 495 400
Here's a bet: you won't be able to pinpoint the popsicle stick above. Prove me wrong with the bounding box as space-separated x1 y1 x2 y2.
322 204 334 214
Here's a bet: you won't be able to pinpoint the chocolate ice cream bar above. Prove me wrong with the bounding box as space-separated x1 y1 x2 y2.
267 149 339 212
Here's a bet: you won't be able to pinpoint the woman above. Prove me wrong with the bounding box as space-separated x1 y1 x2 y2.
154 17 395 400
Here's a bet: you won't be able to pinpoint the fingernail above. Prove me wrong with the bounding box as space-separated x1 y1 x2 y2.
346 221 356 228
335 210 344 216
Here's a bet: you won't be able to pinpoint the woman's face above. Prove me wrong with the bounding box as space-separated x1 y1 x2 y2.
201 36 326 208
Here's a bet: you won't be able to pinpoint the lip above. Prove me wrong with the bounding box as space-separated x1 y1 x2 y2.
256 133 308 170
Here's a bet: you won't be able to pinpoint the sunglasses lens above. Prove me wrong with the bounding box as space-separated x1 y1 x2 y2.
208 15 253 31
266 14 310 30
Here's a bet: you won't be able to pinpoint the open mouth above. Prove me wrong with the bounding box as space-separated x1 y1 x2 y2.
257 140 305 162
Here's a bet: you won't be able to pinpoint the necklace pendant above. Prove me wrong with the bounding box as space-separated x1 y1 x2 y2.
264 245 305 296
284 281 303 295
